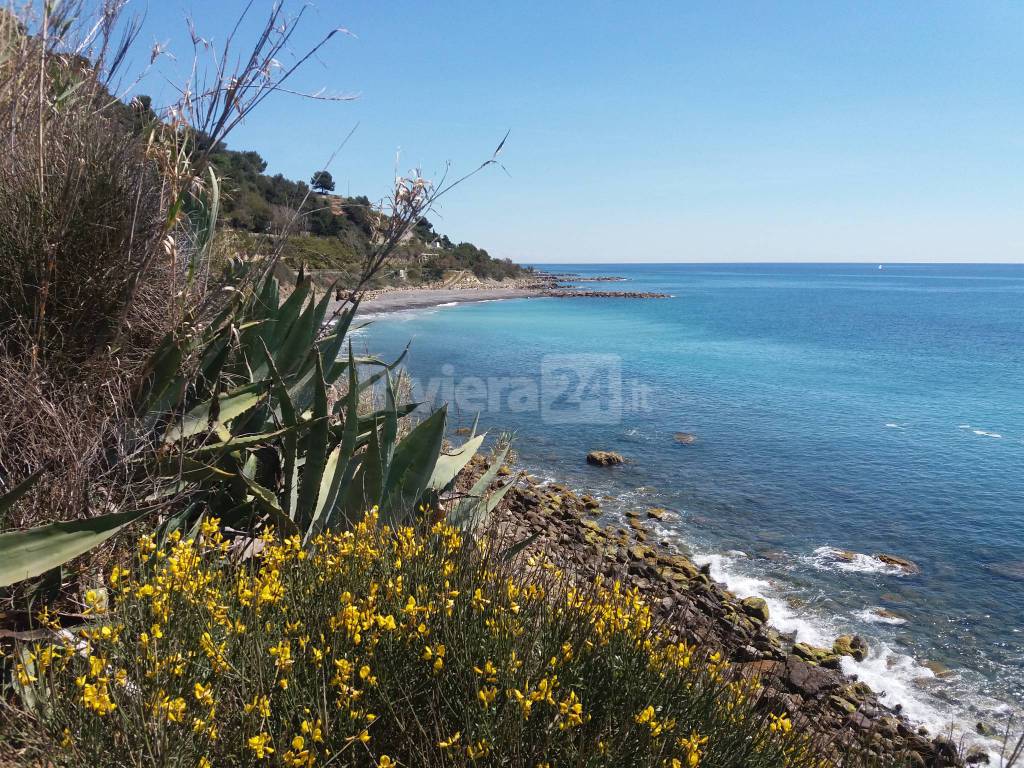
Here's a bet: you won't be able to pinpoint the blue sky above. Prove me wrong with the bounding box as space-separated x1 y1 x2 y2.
129 2 1022 263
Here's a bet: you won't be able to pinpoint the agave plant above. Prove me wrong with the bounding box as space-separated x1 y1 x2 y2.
138 262 514 545
0 263 514 588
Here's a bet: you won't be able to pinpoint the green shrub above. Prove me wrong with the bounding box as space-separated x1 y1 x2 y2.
14 513 816 768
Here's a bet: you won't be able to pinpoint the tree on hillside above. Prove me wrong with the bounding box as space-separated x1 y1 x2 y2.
310 170 335 194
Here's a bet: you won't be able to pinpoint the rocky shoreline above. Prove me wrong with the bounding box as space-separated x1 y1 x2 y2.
472 457 977 767
541 288 672 299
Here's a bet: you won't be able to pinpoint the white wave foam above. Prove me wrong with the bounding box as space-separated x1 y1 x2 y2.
854 607 908 625
884 422 906 429
841 649 946 727
436 301 459 307
694 550 1008 764
809 546 907 576
694 553 833 647
958 424 1004 438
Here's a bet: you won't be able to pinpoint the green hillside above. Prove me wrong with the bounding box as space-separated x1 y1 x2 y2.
206 143 530 286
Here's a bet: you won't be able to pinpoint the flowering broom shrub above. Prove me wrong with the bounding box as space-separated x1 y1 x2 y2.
12 513 820 768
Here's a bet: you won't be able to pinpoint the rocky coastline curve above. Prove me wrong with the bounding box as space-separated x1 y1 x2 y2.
466 456 974 767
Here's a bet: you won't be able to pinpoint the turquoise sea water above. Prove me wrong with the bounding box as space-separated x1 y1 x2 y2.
356 263 1024 738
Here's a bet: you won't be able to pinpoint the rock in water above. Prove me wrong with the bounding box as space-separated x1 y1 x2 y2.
673 432 697 444
586 450 625 467
741 596 770 623
985 560 1024 581
874 553 921 574
833 634 869 662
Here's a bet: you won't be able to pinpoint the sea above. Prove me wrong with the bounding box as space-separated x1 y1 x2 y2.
354 263 1024 750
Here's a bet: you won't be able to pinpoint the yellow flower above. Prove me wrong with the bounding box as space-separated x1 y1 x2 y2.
81 681 117 715
301 718 324 743
377 757 396 768
466 740 491 761
437 731 461 749
769 713 792 733
477 685 498 708
268 639 294 672
198 759 212 768
283 735 314 767
244 694 271 718
677 732 709 768
194 682 214 706
557 690 584 729
247 732 275 759
473 659 498 682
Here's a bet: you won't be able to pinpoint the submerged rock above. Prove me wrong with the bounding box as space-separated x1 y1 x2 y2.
871 607 907 622
874 553 921 574
921 660 955 679
586 450 625 467
673 432 697 444
986 560 1024 581
647 507 668 520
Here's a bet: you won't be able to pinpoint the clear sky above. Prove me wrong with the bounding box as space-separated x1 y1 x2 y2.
128 1 1022 263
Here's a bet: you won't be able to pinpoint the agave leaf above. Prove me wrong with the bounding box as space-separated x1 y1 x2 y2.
156 501 204 549
317 300 357 385
182 425 305 456
306 347 361 539
239 475 298 536
149 455 234 484
451 443 511 519
191 333 231 404
499 531 540 563
382 372 400 466
270 279 310 349
165 381 268 443
449 441 515 532
327 344 408 387
294 355 330 532
261 339 299 517
0 510 147 588
428 433 486 493
341 418 384 522
456 477 516 534
134 328 188 416
274 285 332 379
380 406 447 525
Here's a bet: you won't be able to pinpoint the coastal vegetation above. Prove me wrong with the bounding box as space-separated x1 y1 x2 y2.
0 3 1019 768
204 141 528 285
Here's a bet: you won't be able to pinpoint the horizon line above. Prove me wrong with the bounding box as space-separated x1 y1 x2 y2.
521 260 1024 266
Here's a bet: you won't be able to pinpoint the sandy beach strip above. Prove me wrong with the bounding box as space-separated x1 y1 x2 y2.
353 286 543 315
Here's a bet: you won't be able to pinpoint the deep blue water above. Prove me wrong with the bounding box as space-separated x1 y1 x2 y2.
356 263 1024 735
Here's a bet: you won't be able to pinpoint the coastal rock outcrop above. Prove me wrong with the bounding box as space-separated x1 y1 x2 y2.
833 634 869 662
543 289 671 299
461 456 971 766
586 450 625 467
875 553 921 574
741 596 770 623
